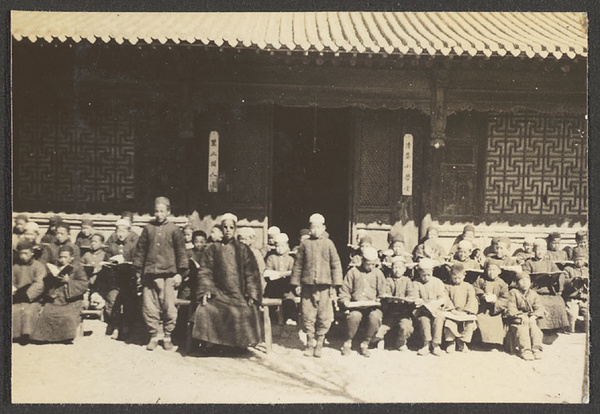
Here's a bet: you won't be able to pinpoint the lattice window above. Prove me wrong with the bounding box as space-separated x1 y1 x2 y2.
14 101 135 208
484 112 587 217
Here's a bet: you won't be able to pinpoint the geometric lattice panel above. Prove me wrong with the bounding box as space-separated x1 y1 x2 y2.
229 106 267 206
484 112 587 216
13 100 135 205
358 119 391 207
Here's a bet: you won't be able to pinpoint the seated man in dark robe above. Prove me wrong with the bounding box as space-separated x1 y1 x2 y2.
191 213 262 353
32 245 89 343
12 240 46 344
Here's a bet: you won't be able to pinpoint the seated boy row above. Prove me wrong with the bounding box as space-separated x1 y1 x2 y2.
12 211 587 363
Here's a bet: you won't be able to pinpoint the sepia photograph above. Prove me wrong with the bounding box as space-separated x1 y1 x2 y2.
9 10 588 403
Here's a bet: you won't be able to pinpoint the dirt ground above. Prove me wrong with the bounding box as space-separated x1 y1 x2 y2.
11 319 588 404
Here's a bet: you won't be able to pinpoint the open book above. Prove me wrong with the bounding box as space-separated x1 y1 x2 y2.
444 311 477 322
264 270 292 280
101 254 133 267
529 272 564 283
46 263 73 278
345 300 381 309
465 269 484 284
501 265 522 273
380 296 417 305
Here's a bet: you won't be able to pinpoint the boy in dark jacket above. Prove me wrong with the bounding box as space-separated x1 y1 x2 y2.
40 215 63 245
40 222 81 266
291 213 343 358
75 218 95 252
133 196 188 351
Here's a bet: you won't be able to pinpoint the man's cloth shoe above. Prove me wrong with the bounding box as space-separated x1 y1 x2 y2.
341 343 352 356
521 350 534 361
417 345 430 356
163 337 174 351
359 343 371 358
146 338 159 351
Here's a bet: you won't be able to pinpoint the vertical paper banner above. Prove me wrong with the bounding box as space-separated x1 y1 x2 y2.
208 131 219 193
402 134 413 196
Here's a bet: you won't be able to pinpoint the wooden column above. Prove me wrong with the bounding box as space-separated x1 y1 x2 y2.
421 68 448 238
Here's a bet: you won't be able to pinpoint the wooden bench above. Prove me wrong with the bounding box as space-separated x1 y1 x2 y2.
261 297 301 353
81 309 104 322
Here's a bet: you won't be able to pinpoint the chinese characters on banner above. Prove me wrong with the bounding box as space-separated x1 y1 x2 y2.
208 131 219 193
402 134 413 196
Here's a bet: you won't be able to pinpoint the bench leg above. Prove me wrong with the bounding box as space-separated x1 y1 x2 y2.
186 322 193 355
277 305 285 326
262 306 272 353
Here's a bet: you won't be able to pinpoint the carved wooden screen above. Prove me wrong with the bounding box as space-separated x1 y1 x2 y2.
438 112 487 218
353 109 426 227
484 112 587 218
13 100 135 213
354 110 400 226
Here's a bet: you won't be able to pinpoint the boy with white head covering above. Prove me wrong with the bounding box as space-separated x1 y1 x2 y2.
21 221 43 260
291 213 343 358
133 196 189 351
412 258 447 356
261 226 281 258
339 246 390 357
264 232 297 323
451 240 481 271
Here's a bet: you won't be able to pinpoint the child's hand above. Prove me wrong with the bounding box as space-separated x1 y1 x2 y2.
484 293 497 303
200 294 211 305
172 274 182 288
414 298 424 307
57 274 70 282
12 285 17 295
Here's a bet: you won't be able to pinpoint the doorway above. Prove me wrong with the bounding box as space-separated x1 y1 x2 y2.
271 106 351 252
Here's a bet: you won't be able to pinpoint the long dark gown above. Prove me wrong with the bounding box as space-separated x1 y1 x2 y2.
522 258 569 330
191 238 263 347
32 264 89 342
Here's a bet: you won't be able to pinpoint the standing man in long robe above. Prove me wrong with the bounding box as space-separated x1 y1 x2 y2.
192 213 262 350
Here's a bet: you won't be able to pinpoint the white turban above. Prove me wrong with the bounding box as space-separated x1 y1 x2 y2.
362 247 379 261
418 258 435 271
220 213 238 224
267 226 281 236
309 213 325 225
23 221 39 233
458 240 473 250
274 233 289 244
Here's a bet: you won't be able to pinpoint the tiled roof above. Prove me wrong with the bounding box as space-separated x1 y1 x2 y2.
11 11 587 59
